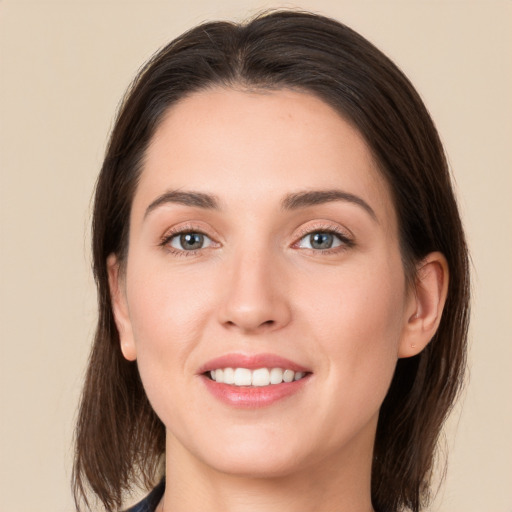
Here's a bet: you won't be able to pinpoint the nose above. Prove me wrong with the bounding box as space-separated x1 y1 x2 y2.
217 249 292 334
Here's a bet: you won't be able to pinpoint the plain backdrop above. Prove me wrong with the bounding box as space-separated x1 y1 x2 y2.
1 1 511 511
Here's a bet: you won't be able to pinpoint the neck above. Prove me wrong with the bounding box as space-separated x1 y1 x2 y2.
161 427 376 512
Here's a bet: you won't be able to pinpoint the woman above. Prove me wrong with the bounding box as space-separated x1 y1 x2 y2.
73 10 470 512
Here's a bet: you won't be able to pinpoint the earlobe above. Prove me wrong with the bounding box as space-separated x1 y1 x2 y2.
107 254 137 361
398 252 449 358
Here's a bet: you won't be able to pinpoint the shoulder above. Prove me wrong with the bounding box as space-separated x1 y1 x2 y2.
124 479 165 512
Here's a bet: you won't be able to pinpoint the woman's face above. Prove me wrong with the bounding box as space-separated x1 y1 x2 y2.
110 88 419 478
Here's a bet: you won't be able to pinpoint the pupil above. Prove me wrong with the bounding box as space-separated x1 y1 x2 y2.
180 233 203 250
310 232 333 249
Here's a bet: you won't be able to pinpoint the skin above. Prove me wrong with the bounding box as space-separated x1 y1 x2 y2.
108 88 448 512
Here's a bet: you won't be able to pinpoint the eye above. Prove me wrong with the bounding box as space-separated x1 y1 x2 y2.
168 232 214 251
296 230 349 250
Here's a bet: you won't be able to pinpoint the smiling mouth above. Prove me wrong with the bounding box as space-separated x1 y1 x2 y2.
206 367 309 387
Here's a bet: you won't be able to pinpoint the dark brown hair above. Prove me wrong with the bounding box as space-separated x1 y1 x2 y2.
73 10 470 512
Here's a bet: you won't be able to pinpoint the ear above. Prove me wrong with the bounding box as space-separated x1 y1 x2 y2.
398 252 449 358
107 254 137 361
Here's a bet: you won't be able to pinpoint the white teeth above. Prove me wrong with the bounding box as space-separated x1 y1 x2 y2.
252 368 270 387
269 368 283 384
283 369 294 383
223 367 235 384
234 368 252 386
209 367 307 386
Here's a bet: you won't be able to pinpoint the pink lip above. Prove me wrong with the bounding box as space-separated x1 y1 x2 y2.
198 353 312 409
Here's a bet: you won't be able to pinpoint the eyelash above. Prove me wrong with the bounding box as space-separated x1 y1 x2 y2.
159 224 215 257
292 224 354 254
159 223 354 257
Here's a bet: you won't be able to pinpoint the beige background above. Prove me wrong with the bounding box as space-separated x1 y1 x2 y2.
1 1 511 511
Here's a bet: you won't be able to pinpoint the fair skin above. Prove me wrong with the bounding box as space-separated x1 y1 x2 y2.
108 88 448 512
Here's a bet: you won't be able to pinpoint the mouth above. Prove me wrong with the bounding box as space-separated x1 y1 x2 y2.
206 367 308 387
199 353 312 408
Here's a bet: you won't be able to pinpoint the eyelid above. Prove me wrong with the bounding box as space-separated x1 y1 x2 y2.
158 220 353 255
293 221 353 241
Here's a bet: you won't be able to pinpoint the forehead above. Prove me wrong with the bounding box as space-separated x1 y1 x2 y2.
135 87 396 226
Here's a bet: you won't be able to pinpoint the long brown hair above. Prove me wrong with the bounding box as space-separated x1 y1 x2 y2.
73 10 470 512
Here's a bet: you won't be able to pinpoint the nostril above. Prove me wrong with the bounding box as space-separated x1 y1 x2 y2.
223 318 276 330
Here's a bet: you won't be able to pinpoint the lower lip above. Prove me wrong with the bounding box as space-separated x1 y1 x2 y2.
201 375 310 408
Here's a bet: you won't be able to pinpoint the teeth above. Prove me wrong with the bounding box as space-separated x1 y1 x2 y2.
252 368 270 387
234 368 252 386
223 367 235 384
209 367 307 386
269 368 283 384
283 369 294 383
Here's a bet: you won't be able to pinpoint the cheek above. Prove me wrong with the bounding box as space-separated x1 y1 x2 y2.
126 257 215 346
124 282 211 441
303 256 407 403
307 256 405 339
123 259 218 408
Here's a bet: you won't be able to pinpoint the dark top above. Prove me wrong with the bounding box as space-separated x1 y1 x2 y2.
124 480 165 512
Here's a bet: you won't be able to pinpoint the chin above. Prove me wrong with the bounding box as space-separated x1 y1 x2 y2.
205 450 306 479
181 426 312 479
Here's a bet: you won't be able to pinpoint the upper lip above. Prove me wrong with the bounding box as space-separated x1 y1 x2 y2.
198 353 310 374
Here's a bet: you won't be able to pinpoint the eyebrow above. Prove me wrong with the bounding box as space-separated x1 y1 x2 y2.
144 188 377 222
281 189 377 221
144 190 220 219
